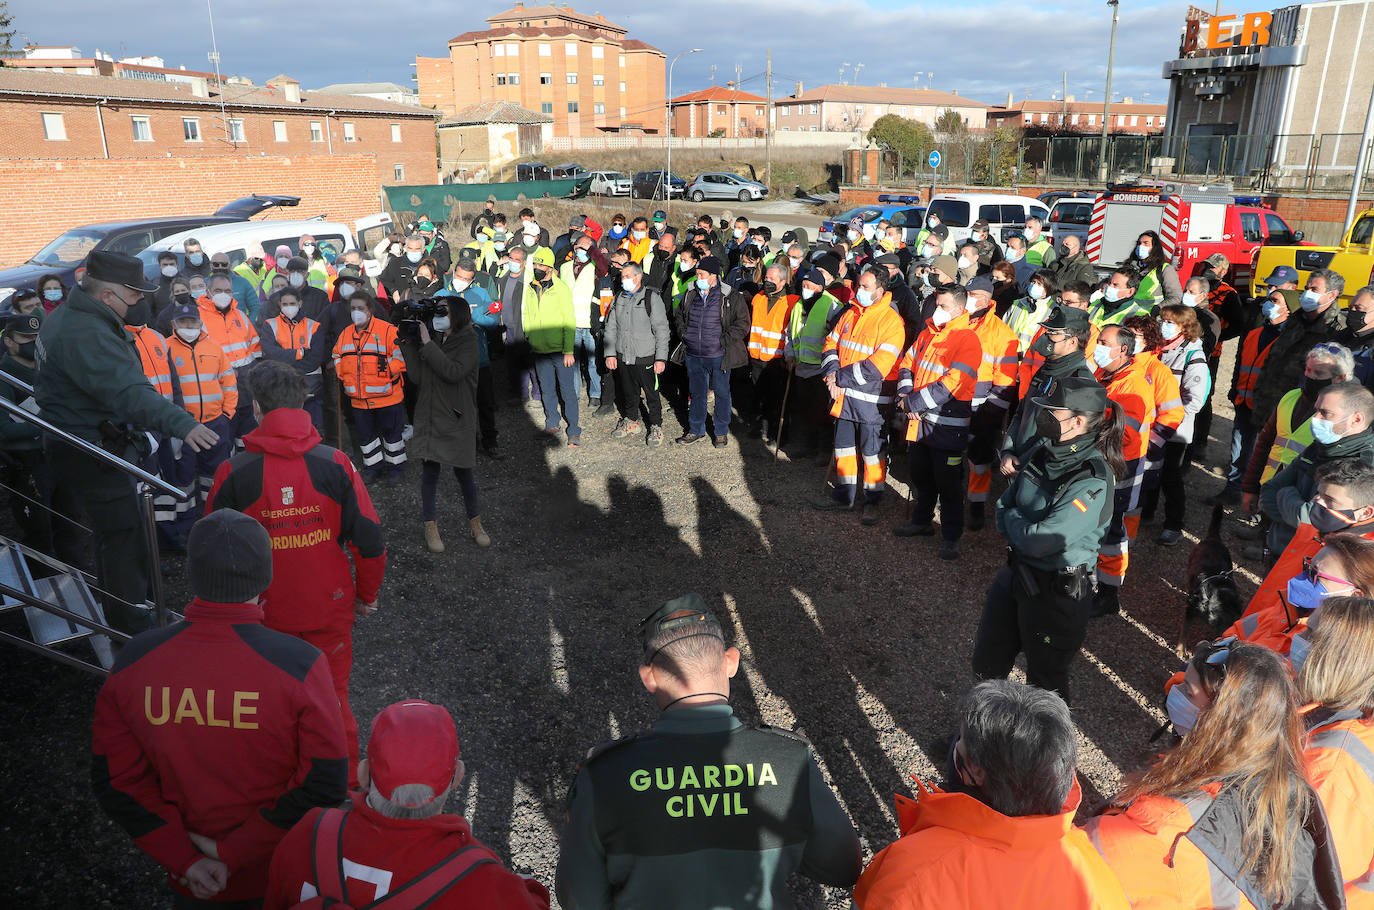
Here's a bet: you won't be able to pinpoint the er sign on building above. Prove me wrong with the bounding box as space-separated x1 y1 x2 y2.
1182 11 1272 51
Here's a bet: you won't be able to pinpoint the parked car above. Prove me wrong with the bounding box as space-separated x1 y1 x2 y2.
924 193 1051 246
817 196 927 246
517 162 552 181
1255 211 1362 302
631 171 687 200
686 172 768 202
587 171 632 196
1046 197 1095 250
0 194 301 310
552 163 588 179
138 214 393 283
1037 189 1097 208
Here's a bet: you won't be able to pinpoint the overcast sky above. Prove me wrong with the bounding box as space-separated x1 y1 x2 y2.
16 0 1182 107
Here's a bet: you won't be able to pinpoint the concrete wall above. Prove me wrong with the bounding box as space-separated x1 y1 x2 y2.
0 155 381 267
547 131 854 151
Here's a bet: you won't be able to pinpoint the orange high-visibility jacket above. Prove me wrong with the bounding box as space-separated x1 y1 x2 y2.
332 317 405 409
747 292 799 362
822 295 905 425
126 325 173 400
897 311 981 448
855 778 1129 910
1306 712 1374 908
1097 357 1158 462
1233 326 1276 409
168 331 238 424
197 295 261 371
967 310 1018 412
262 315 321 364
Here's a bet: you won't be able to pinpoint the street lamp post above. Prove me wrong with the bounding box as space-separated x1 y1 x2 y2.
666 48 703 212
1100 0 1120 182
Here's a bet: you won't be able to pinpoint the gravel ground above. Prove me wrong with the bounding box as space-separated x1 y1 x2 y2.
0 346 1258 908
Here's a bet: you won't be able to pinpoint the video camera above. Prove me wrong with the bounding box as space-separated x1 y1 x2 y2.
395 297 450 344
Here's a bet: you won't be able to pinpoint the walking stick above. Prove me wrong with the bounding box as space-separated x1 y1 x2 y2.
334 372 343 451
774 363 795 461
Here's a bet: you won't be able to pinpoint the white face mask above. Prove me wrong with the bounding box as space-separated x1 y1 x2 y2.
632 230 647 241
1005 249 1024 263
280 304 300 321
406 250 423 264
1181 292 1200 308
927 218 940 228
275 256 290 270
1136 243 1150 260
931 307 954 327
187 252 204 266
622 278 639 294
340 282 357 300
212 292 232 310
801 287 816 300
734 228 745 239
1103 286 1124 303
351 309 369 327
957 255 974 270
1092 343 1115 369
161 264 178 278
176 326 200 343
288 273 305 289
451 278 471 293
432 316 451 333
789 256 802 269
302 243 316 255
924 246 941 260
494 241 507 252
1161 321 1180 341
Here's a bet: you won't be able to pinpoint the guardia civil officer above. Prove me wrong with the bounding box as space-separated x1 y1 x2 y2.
555 593 861 909
970 378 1124 703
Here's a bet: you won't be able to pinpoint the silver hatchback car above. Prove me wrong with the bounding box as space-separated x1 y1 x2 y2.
686 172 768 203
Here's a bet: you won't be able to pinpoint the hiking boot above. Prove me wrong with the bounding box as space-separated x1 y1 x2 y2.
595 399 617 417
940 539 961 561
611 418 632 438
469 516 491 547
1091 585 1120 618
967 501 986 532
647 426 663 447
567 434 581 447
588 397 600 408
676 432 705 445
810 495 851 511
423 521 444 553
860 503 879 526
1158 528 1183 547
893 521 935 537
713 435 729 448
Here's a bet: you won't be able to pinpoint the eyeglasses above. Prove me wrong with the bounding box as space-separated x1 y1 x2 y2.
1303 555 1355 590
1193 635 1238 673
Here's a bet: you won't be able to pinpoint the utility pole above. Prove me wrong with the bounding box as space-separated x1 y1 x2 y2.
1100 0 1120 183
765 49 773 189
666 48 702 214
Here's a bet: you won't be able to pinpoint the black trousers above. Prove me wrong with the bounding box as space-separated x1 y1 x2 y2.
476 364 498 448
617 361 662 427
749 358 789 437
790 374 832 448
47 440 153 634
1141 440 1189 530
971 563 1092 704
1191 357 1221 455
320 362 341 449
908 442 965 541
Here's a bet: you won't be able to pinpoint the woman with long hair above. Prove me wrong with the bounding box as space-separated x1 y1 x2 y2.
37 273 67 314
1144 304 1211 546
1087 642 1344 909
1298 595 1374 903
1124 230 1183 309
971 376 1124 703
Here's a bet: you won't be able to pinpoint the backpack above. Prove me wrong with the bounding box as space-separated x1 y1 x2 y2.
291 808 497 909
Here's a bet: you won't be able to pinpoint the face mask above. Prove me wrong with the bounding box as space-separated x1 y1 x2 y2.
451 278 471 293
801 287 816 300
847 229 861 243
1059 244 1071 256
679 261 694 274
1092 343 1116 369
1031 333 1055 358
1165 686 1201 734
122 298 151 328
855 288 875 307
1311 499 1364 534
1287 572 1332 611
632 230 647 241
212 292 232 310
1301 289 1325 312
1303 374 1333 400
1289 633 1312 672
432 316 451 332
188 252 204 266
973 232 987 243
622 278 639 294
957 255 975 270
733 228 745 239
1006 250 1024 263
1028 283 1046 301
13 340 35 360
695 278 711 293
1161 321 1180 341
1349 309 1370 333
506 262 522 275
575 248 590 264
762 280 779 295
1035 408 1067 443
161 265 178 278
406 250 423 264
1181 292 1200 308
176 327 201 343
280 304 300 321
1310 415 1345 445
42 288 63 302
288 273 305 289
1263 300 1285 322
302 244 316 256
1103 286 1123 303
931 307 954 327
350 310 369 327
611 225 626 237
924 246 941 260
189 286 207 299
1135 244 1149 260
248 258 263 270
494 241 507 252
927 218 940 228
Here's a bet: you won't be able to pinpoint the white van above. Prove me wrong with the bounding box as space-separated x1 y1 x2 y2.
137 214 394 281
923 193 1051 246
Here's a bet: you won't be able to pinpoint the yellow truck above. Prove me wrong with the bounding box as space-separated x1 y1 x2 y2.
1253 208 1374 304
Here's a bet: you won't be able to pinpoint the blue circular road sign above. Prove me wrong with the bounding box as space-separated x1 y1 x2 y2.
928 150 942 169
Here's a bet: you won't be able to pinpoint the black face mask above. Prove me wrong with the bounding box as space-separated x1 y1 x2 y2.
123 298 152 328
1303 375 1334 399
12 340 36 360
1031 333 1055 358
248 258 264 270
762 280 778 295
1311 500 1366 534
1349 309 1370 334
1035 408 1066 444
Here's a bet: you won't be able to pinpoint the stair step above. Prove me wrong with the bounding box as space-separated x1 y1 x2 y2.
0 542 35 607
26 574 106 649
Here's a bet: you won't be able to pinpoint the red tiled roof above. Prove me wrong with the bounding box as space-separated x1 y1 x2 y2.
779 84 988 109
670 86 766 104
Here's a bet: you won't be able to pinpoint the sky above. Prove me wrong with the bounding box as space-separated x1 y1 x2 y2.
14 0 1184 107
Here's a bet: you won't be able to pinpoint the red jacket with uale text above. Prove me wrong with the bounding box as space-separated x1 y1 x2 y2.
264 791 551 909
206 408 386 634
91 599 348 902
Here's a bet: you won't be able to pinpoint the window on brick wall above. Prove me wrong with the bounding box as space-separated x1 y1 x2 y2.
540 73 551 85
809 104 818 114
229 118 245 142
394 164 404 181
593 74 604 86
273 120 287 142
131 115 152 141
496 74 508 85
494 44 505 57
41 112 66 140
183 117 201 142
508 73 519 85
542 102 553 114
567 73 578 84
594 102 605 114
619 81 626 93
592 45 604 59
779 106 788 117
565 42 578 55
391 123 401 142
568 101 579 113
620 106 626 117
310 121 322 142
343 121 355 142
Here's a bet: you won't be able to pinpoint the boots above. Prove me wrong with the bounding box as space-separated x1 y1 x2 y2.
469 516 491 547
423 521 444 553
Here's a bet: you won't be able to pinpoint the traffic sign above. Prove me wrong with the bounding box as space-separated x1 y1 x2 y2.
928 150 941 169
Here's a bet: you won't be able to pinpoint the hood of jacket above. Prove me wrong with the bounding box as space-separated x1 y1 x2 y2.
243 407 323 458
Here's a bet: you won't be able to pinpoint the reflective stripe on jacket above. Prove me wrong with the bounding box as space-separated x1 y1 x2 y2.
1307 712 1374 908
197 296 262 370
1263 388 1315 485
127 325 174 400
1003 296 1052 354
748 292 799 361
168 332 238 423
1234 326 1275 409
1096 357 1158 462
967 311 1018 412
822 297 905 425
332 317 405 408
897 311 981 449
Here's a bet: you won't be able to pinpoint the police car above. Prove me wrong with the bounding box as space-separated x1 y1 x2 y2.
817 195 927 245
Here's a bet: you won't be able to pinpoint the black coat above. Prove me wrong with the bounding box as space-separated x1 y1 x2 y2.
401 303 479 470
673 281 751 371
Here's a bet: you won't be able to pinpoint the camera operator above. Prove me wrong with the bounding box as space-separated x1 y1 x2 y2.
399 295 489 551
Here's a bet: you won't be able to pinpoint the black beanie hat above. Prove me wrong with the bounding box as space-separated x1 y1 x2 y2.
189 510 274 604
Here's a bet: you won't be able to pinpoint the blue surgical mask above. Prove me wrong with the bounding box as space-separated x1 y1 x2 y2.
1161 321 1180 341
1289 633 1312 672
1092 343 1115 369
1136 244 1149 260
1103 286 1124 303
1309 416 1342 446
856 288 874 306
43 289 63 302
1028 283 1046 300
695 278 710 293
1263 300 1285 322
575 248 589 263
1301 289 1324 312
1166 686 1201 734
1286 573 1331 611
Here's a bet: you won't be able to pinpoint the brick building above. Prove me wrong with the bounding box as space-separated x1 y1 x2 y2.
774 85 988 133
986 98 1167 135
0 67 438 186
416 2 666 138
437 100 553 181
668 87 767 138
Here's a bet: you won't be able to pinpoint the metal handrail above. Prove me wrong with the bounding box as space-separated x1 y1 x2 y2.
0 371 187 500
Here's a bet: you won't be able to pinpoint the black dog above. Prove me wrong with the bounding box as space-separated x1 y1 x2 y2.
1181 501 1244 654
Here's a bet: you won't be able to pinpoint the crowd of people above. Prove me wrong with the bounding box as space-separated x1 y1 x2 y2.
7 193 1374 906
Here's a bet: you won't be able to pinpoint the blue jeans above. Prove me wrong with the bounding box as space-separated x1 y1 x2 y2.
573 327 601 400
686 354 731 436
1227 408 1256 489
533 353 581 436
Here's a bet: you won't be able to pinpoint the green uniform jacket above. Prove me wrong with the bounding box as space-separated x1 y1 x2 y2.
1001 351 1098 459
0 355 42 451
522 276 575 355
996 441 1112 570
36 286 197 444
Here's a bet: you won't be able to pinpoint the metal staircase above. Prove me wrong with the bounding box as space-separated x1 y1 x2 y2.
0 370 189 675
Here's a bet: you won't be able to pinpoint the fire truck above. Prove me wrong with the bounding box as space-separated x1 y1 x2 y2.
1083 185 1305 288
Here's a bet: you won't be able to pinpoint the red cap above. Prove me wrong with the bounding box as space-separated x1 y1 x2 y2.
367 700 459 805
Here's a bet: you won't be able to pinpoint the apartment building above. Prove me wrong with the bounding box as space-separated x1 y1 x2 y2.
774 85 988 132
668 87 768 138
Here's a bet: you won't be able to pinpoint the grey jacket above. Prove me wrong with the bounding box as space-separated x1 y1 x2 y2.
604 284 670 364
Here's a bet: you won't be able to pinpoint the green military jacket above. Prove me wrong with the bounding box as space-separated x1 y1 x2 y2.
36 286 197 443
996 440 1112 570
